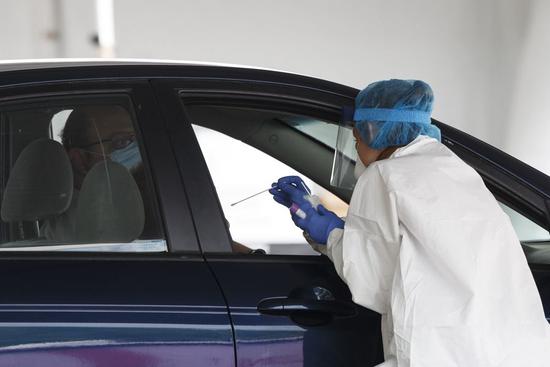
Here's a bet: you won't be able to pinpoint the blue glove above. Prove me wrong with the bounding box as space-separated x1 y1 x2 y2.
269 176 310 208
277 182 344 245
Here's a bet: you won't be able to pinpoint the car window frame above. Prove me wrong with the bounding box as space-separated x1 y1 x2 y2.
0 79 201 256
438 122 550 234
152 77 354 256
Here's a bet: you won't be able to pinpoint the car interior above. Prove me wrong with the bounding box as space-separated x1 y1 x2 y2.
187 104 353 200
0 105 163 251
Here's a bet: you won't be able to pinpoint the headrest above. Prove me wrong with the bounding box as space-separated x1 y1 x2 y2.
1 139 73 222
75 160 144 243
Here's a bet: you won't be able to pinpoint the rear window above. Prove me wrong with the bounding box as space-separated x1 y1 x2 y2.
0 99 166 252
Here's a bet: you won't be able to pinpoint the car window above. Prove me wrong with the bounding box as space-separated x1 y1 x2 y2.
0 100 166 252
500 203 550 243
283 115 338 148
190 111 347 256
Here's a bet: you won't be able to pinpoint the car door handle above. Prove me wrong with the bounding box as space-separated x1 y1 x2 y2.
257 296 357 318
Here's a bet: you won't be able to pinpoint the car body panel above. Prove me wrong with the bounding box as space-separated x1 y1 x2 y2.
0 257 234 366
204 256 384 367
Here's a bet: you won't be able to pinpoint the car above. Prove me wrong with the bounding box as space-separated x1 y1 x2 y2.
0 59 548 367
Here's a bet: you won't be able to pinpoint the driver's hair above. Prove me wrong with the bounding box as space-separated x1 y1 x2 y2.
61 105 129 150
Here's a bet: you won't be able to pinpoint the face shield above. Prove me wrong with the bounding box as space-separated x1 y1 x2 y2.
330 107 383 190
330 107 358 190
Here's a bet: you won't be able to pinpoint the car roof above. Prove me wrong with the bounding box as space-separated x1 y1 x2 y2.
0 58 357 98
0 58 282 73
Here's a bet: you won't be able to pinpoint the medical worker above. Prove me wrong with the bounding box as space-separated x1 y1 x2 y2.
270 79 550 366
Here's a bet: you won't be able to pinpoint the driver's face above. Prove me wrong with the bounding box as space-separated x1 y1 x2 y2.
78 109 135 169
68 106 136 189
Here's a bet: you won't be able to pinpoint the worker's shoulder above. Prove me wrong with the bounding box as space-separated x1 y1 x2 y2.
394 136 452 159
374 138 477 188
387 137 463 169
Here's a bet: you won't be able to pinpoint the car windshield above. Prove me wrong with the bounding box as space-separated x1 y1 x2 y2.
282 116 337 146
500 203 550 243
282 116 356 160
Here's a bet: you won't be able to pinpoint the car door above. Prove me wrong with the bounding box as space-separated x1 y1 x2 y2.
154 77 385 367
0 78 234 366
437 124 550 321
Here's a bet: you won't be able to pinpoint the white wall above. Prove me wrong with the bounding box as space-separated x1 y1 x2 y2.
504 0 550 174
0 0 97 59
111 0 530 153
0 0 58 59
58 0 97 57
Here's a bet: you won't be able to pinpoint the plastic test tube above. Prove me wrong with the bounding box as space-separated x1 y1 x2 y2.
290 202 307 219
289 194 321 219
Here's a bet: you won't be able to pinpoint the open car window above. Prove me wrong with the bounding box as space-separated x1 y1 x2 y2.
500 203 550 243
0 99 166 252
500 202 550 265
188 105 348 255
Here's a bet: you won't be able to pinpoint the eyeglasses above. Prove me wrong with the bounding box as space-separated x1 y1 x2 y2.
82 133 136 151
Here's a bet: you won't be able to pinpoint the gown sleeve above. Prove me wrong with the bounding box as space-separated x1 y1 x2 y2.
326 165 400 314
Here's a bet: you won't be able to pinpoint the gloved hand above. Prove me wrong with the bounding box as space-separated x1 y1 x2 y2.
277 182 344 245
269 176 310 208
293 204 344 245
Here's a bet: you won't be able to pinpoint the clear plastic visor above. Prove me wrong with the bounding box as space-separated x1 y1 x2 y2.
330 121 357 190
330 120 380 190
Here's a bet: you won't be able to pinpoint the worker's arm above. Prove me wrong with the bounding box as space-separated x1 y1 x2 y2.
322 165 400 314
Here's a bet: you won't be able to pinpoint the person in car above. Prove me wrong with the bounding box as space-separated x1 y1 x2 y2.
270 79 550 366
42 105 141 241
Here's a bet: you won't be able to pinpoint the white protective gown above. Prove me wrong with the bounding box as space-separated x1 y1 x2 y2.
325 135 550 366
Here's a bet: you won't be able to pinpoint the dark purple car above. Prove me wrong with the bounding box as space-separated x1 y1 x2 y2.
0 60 548 366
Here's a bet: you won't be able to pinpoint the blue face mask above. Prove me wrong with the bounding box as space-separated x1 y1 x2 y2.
110 141 141 170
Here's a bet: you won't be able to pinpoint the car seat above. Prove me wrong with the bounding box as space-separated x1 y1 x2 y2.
74 160 145 243
1 138 73 240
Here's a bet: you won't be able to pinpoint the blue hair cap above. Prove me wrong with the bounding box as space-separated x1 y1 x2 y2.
354 79 441 150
